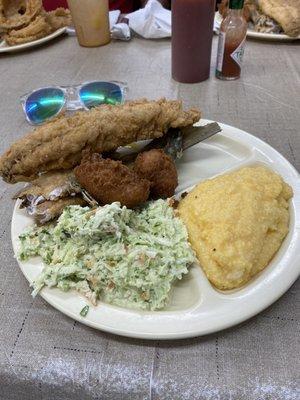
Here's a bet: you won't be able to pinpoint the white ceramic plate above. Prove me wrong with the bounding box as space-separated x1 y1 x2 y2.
214 12 300 41
0 27 67 53
11 120 300 339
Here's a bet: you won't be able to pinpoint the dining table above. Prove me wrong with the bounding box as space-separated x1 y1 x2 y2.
0 32 299 400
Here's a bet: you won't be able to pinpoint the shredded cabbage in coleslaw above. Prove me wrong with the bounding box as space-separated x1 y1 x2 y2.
19 200 195 311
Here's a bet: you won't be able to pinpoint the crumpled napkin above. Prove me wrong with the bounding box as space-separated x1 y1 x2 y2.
126 0 171 39
66 10 131 41
109 10 131 41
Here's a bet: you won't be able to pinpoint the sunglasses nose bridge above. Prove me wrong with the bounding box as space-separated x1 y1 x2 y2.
65 87 78 101
64 87 83 110
65 86 82 111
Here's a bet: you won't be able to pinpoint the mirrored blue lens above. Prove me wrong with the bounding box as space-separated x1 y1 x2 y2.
25 88 65 124
79 82 123 109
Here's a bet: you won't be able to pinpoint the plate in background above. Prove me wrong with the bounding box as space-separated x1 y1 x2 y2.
0 27 67 53
214 12 300 41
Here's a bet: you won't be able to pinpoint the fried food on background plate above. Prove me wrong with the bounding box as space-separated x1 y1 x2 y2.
75 154 150 208
134 149 178 199
44 7 71 31
4 7 72 45
218 0 300 37
4 14 51 45
0 99 200 183
0 0 71 46
0 0 42 30
258 0 300 37
178 166 293 290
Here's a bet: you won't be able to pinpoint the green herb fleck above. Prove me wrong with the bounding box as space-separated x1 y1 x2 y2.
80 305 89 317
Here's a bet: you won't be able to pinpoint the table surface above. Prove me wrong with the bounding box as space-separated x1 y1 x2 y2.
0 34 299 400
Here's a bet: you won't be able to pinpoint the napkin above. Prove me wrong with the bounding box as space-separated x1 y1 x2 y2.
213 12 221 33
111 22 131 41
109 10 121 27
126 0 171 39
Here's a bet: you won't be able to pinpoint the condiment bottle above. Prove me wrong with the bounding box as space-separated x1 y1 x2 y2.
216 0 247 80
172 0 216 83
67 0 110 47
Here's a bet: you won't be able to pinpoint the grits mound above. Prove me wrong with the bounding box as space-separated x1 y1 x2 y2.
178 166 293 290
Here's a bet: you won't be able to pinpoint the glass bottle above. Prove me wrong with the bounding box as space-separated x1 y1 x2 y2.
172 0 216 83
216 0 247 80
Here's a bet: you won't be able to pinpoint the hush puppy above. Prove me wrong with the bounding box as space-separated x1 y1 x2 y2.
74 154 150 208
134 149 178 198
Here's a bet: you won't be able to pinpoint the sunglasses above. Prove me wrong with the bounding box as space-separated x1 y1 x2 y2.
21 81 127 125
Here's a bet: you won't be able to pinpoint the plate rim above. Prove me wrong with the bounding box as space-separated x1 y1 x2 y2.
0 27 67 53
11 119 300 340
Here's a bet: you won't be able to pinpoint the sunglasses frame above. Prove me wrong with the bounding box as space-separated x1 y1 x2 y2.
20 80 128 125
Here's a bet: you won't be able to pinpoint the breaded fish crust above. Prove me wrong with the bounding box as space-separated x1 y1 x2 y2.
0 99 200 183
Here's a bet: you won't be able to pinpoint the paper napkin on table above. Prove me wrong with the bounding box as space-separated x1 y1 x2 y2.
126 0 171 39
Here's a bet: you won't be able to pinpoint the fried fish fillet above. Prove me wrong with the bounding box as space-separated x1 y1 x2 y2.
27 196 86 225
13 170 79 206
258 0 300 37
0 99 200 183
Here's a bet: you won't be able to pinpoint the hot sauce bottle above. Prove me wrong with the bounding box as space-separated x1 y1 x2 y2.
216 0 247 80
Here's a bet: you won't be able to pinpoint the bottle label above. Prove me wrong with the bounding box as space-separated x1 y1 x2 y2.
216 32 226 72
230 36 246 68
